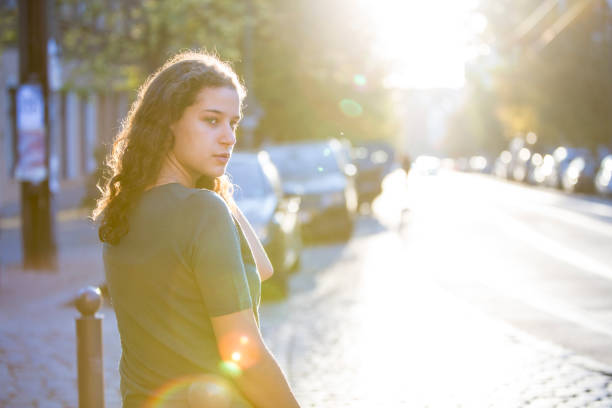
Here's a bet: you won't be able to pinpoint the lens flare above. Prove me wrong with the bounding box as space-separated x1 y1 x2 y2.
188 378 233 408
219 361 242 378
216 331 261 371
145 374 236 408
339 99 363 117
353 74 367 86
144 377 192 408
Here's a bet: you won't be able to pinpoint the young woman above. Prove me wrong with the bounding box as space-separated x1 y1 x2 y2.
93 51 301 408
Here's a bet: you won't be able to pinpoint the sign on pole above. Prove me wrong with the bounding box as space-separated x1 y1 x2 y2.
15 83 47 184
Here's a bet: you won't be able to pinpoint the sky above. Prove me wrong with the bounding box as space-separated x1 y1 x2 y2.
358 0 487 89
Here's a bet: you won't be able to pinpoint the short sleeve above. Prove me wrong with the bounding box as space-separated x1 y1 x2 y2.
187 191 253 317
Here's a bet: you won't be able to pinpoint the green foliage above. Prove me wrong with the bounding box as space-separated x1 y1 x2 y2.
52 0 398 147
56 0 248 90
464 0 612 151
0 1 17 52
53 0 398 207
251 0 398 146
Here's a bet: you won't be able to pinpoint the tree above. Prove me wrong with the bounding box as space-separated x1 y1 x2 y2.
251 0 399 147
56 0 249 90
475 0 612 150
0 0 18 52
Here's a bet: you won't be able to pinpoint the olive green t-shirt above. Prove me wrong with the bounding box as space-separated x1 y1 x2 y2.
103 183 261 407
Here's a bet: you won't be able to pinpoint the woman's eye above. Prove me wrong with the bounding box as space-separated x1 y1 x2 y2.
231 122 239 130
204 117 218 125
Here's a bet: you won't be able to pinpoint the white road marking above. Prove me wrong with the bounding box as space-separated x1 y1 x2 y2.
504 200 612 239
488 208 612 281
480 277 612 338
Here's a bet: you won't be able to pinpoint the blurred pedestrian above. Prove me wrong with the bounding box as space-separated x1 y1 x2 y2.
399 153 412 231
401 153 412 176
92 51 300 408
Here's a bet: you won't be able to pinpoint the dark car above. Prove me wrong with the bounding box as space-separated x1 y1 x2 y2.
265 139 358 242
595 155 612 197
545 147 590 189
227 151 302 296
561 151 598 194
352 141 395 205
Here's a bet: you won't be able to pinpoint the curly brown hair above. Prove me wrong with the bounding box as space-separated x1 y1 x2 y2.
92 51 246 245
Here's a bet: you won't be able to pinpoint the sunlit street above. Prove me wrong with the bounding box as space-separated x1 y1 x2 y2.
2 169 612 406
257 168 612 406
2 0 612 406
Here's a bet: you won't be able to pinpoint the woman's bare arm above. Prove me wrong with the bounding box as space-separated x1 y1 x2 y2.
230 206 274 281
211 310 300 408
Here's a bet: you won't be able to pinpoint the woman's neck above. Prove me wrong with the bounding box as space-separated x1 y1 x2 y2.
149 152 196 190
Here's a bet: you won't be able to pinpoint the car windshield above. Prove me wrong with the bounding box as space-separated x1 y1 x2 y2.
266 144 341 180
227 158 272 201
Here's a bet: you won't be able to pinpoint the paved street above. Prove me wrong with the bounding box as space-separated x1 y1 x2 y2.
384 169 612 367
2 169 612 407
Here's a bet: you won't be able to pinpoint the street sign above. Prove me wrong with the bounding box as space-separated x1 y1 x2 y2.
15 83 47 184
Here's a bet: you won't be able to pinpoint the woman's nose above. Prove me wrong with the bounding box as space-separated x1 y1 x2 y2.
220 123 236 146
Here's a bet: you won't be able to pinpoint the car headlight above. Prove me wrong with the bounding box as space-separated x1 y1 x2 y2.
321 191 344 207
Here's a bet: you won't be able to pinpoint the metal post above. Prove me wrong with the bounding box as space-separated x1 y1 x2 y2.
75 286 105 408
17 0 57 271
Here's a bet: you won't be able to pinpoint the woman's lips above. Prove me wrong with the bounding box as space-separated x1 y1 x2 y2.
213 153 230 163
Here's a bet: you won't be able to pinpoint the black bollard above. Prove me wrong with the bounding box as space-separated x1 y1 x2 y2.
75 286 105 408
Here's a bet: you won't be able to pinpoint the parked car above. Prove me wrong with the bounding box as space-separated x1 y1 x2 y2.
227 151 302 296
493 151 512 179
352 141 395 205
561 151 598 193
511 147 532 182
532 153 555 186
413 155 441 176
526 153 543 185
595 155 612 196
545 147 590 189
265 139 358 241
468 155 491 173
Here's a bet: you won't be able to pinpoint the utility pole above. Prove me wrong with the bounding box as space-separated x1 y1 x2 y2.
15 0 57 271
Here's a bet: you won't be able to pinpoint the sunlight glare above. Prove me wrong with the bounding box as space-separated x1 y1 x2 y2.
357 0 484 89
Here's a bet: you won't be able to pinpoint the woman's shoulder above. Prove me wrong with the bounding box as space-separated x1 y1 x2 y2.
182 187 232 219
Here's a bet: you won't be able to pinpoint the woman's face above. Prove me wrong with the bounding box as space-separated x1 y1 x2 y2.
170 86 241 181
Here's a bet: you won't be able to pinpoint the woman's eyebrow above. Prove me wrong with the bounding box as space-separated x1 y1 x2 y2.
201 109 241 120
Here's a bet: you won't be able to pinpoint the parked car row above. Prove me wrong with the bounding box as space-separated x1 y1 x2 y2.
227 151 302 298
486 139 612 197
226 138 397 298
